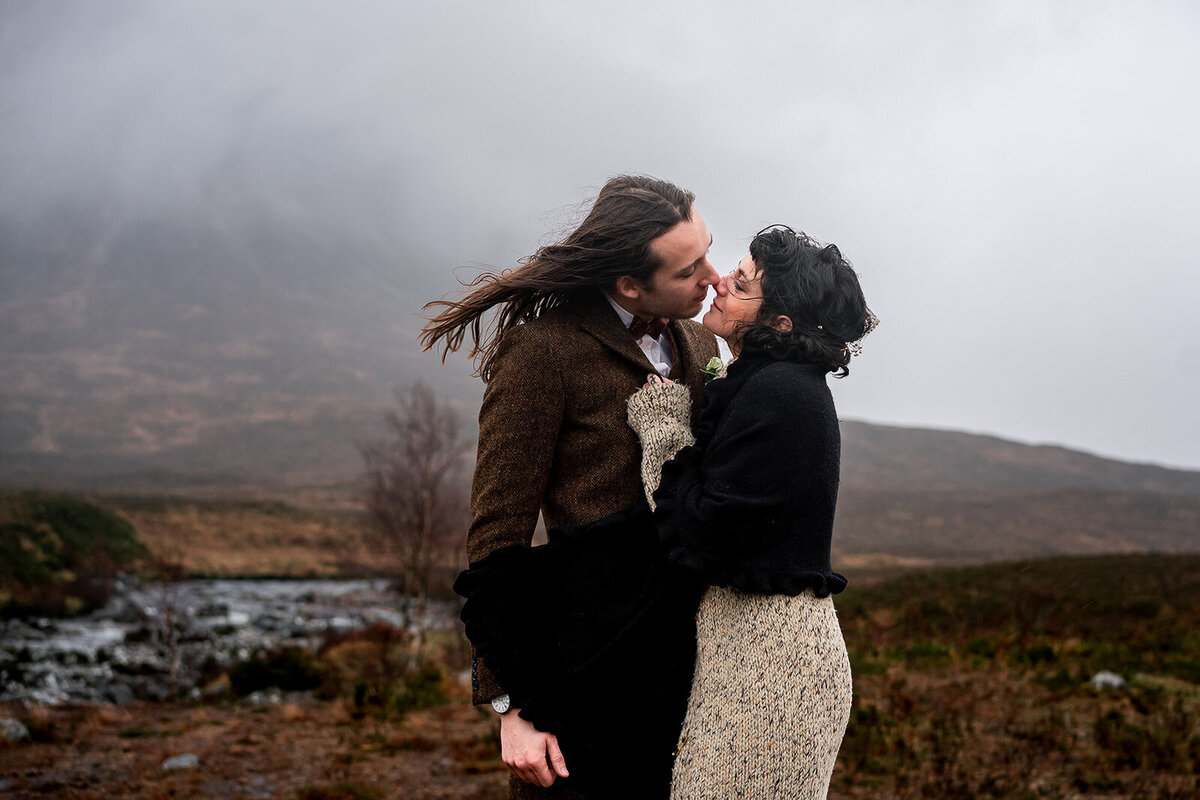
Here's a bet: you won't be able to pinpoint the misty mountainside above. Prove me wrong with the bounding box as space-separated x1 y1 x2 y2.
1 201 1198 564
0 202 471 491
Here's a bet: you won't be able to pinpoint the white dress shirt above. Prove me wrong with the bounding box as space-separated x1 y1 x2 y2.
604 292 674 376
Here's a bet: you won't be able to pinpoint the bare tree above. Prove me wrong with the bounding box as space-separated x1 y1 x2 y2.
360 381 472 670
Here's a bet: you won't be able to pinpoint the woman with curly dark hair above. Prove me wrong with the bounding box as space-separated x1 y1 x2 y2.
627 226 876 798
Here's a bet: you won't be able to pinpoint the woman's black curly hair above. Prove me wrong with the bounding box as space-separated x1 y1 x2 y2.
739 225 876 377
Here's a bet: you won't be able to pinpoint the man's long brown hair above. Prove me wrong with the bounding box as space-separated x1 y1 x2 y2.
419 175 694 379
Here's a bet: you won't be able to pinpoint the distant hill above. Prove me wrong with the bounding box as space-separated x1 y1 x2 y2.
834 486 1200 563
840 420 1200 495
832 421 1200 565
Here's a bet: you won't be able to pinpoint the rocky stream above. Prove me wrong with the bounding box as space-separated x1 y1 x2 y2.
0 577 460 705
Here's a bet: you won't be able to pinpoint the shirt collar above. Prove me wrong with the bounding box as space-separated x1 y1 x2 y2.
602 291 637 329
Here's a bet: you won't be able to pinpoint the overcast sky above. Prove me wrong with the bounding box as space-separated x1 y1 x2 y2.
3 0 1199 469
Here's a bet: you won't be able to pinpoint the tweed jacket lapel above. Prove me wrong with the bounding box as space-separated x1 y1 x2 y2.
667 318 704 387
576 291 659 374
668 317 713 424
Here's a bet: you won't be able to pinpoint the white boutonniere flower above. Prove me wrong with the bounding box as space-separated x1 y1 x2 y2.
701 356 727 384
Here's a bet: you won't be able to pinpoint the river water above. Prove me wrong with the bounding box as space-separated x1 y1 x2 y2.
0 577 460 705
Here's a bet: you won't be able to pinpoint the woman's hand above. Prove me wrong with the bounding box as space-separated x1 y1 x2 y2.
499 710 569 787
644 373 674 388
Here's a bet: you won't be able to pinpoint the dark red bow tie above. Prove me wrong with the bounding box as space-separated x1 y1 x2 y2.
628 316 668 340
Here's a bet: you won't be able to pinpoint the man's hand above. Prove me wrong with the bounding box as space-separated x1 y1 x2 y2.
499 710 569 787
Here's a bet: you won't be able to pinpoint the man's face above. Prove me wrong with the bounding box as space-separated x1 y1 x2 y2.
635 210 719 319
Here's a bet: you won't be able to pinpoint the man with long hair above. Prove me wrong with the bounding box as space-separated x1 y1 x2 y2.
422 175 720 797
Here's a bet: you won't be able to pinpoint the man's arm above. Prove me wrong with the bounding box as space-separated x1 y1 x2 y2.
467 322 565 702
468 323 571 786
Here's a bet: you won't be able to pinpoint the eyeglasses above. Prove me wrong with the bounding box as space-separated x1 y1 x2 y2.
725 269 763 301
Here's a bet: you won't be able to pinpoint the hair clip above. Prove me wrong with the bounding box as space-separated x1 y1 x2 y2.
848 314 880 357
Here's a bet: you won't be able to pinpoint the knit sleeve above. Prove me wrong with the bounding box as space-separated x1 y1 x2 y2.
627 381 695 510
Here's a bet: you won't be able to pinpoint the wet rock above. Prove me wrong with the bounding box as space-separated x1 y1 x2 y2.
196 602 229 617
93 596 145 623
254 613 285 631
14 626 47 642
123 626 154 644
54 651 84 666
110 655 170 676
1 717 31 742
1091 670 1126 690
177 624 213 643
244 687 283 706
105 683 135 705
130 679 174 703
161 753 200 771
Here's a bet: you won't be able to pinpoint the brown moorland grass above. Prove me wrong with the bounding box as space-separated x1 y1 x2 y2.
832 553 1200 798
96 495 400 578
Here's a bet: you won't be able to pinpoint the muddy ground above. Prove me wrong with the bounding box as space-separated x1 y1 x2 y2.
0 696 507 800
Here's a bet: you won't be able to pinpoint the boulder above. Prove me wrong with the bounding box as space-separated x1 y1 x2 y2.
161 753 200 771
1090 670 1126 690
0 718 31 742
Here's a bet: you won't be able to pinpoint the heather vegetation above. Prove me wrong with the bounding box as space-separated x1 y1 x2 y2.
218 624 462 719
839 554 1200 683
0 490 147 618
832 554 1200 798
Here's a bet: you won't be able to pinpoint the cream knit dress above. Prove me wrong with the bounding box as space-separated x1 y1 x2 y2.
627 380 853 800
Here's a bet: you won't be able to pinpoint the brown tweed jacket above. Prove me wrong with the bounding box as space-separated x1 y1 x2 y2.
468 289 719 707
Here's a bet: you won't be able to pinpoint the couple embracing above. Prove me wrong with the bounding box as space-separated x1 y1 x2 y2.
422 176 876 799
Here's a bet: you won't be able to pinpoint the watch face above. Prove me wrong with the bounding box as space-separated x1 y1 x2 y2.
491 694 511 714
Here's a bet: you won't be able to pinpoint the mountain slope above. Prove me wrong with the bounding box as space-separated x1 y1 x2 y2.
0 204 469 489
840 420 1200 495
833 486 1200 562
834 422 1200 563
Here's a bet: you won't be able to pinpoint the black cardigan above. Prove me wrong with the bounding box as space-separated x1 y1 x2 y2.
653 344 847 597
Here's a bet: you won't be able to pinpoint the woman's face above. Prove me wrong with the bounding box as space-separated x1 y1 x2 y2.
703 254 764 348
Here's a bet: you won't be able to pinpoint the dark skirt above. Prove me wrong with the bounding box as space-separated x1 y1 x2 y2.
454 503 702 795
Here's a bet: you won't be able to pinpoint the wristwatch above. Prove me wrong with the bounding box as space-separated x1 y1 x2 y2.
490 693 512 714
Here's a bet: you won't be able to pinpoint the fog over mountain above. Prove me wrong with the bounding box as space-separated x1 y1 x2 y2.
2 0 1199 486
